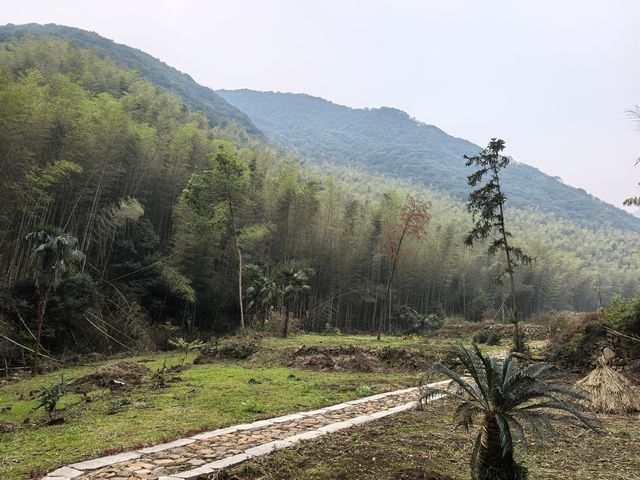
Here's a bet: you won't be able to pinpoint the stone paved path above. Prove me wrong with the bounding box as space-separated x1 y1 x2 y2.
44 381 449 480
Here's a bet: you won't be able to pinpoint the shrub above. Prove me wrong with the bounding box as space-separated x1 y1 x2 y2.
168 337 205 365
424 313 444 331
322 322 342 336
548 313 605 369
603 293 640 333
31 375 68 419
486 332 502 346
421 346 598 480
194 336 259 363
472 330 489 344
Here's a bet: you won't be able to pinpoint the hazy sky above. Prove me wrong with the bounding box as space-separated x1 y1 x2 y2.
4 1 640 209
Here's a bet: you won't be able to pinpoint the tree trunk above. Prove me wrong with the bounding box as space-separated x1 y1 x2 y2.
227 196 245 337
283 308 290 338
497 188 523 352
473 415 516 480
236 244 245 336
32 287 49 375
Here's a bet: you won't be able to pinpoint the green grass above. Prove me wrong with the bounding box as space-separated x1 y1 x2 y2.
262 333 507 355
263 333 434 350
0 352 416 480
0 334 513 479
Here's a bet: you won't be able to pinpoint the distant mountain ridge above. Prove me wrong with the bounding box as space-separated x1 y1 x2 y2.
0 23 261 135
1 24 635 233
217 89 640 233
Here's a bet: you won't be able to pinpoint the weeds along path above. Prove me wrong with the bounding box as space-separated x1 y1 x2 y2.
43 381 450 480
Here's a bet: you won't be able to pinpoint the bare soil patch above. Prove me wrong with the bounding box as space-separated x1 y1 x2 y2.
291 345 435 373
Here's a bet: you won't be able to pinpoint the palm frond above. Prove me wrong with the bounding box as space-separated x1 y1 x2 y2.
502 412 528 449
421 362 482 404
495 414 514 456
456 345 490 404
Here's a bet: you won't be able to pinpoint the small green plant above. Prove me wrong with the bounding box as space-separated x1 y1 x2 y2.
356 384 373 397
107 398 132 415
473 330 501 346
31 375 68 419
486 332 501 346
322 322 342 336
168 337 206 365
424 313 444 330
241 398 264 413
472 330 490 344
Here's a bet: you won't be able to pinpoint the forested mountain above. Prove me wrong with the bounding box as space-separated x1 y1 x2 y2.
0 23 261 135
217 89 640 233
0 34 638 363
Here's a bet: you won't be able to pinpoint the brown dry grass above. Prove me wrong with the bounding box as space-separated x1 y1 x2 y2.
222 398 640 480
576 361 640 414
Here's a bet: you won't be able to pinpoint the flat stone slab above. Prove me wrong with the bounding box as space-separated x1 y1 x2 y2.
285 429 325 443
69 451 141 470
47 466 83 478
138 437 195 454
190 425 239 440
244 439 294 456
171 465 214 479
204 452 253 470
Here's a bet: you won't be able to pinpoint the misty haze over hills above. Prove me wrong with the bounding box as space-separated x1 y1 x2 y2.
217 89 640 233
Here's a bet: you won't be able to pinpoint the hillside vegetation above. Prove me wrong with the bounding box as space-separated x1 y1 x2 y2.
0 35 638 370
0 23 261 135
217 89 640 233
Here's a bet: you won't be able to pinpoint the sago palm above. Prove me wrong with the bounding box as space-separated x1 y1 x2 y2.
420 345 598 480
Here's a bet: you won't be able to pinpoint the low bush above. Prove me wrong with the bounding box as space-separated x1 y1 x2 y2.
603 293 640 333
194 336 259 363
472 330 501 346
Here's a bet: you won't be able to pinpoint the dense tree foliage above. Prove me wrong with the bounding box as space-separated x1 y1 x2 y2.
217 89 640 233
0 23 260 136
0 38 639 367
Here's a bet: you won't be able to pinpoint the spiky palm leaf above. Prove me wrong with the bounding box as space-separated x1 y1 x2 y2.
420 345 598 480
27 227 85 290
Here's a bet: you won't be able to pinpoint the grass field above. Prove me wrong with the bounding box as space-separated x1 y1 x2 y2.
0 350 417 480
0 332 532 479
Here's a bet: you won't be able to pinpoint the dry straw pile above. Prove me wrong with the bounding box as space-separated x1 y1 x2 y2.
576 358 640 414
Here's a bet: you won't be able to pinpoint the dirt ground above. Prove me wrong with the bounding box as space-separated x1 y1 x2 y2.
289 345 438 373
221 398 640 480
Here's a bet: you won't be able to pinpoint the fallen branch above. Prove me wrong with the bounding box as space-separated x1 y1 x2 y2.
604 327 640 344
0 335 61 362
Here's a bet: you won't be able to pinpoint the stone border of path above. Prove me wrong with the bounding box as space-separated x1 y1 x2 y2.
44 380 451 480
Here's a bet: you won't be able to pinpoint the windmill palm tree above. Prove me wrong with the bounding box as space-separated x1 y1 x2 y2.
246 272 281 329
279 266 311 338
26 227 84 374
421 345 598 480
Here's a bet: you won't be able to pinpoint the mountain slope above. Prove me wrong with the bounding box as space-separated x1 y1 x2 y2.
217 89 640 232
0 23 261 135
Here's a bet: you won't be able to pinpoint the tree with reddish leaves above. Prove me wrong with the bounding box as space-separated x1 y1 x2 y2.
377 195 430 340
